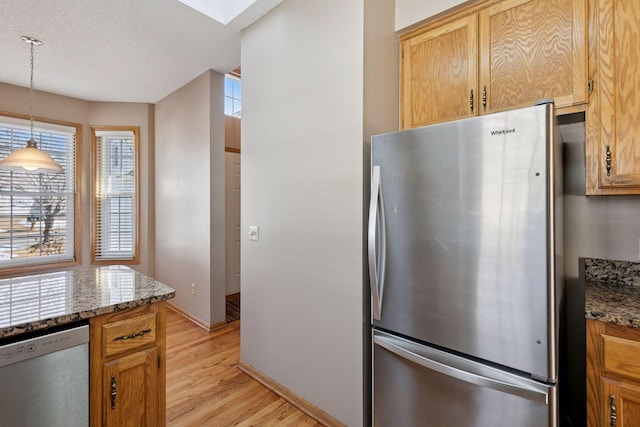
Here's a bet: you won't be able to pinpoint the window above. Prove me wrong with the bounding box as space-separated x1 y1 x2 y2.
91 127 138 264
224 74 242 117
0 114 79 273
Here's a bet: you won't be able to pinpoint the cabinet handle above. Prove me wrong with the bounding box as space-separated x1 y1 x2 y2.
469 89 474 114
482 86 487 111
605 145 612 177
111 374 117 409
609 394 617 426
113 328 152 341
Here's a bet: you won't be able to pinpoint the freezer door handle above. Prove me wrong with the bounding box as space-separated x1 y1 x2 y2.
368 165 386 321
374 334 550 404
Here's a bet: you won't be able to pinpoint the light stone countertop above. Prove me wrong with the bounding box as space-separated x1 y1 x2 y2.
0 265 175 339
584 258 640 328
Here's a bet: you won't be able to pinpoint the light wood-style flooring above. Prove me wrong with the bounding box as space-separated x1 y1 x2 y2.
166 308 323 426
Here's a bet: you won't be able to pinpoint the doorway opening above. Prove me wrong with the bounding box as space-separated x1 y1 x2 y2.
225 124 241 322
224 71 241 323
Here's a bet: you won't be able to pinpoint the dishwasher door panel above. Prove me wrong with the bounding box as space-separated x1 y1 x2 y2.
0 326 89 427
373 331 556 427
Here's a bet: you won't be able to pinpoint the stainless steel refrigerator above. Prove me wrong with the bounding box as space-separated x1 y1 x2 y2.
368 102 563 427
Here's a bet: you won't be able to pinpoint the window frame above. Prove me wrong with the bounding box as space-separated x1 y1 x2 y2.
0 112 81 277
224 74 242 118
90 125 140 265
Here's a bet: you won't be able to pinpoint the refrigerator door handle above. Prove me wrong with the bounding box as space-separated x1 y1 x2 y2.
368 165 386 321
374 334 549 405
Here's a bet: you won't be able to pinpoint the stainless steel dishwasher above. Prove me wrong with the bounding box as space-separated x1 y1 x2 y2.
0 324 89 427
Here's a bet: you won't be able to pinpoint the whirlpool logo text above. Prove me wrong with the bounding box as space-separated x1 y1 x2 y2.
490 128 516 136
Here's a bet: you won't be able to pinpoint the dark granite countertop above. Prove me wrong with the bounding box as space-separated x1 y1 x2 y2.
0 265 175 339
584 258 640 328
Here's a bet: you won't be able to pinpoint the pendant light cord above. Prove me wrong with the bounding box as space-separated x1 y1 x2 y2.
29 39 35 143
21 35 42 148
0 36 63 173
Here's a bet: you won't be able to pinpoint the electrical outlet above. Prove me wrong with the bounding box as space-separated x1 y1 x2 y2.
191 283 196 295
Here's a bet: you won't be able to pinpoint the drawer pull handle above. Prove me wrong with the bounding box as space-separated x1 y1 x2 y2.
610 394 617 426
469 89 474 114
482 85 487 111
111 374 117 409
605 144 612 177
113 328 152 341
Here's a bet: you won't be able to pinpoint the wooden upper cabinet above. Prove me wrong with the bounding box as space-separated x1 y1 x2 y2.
401 14 478 129
479 0 588 114
586 0 640 194
399 0 588 129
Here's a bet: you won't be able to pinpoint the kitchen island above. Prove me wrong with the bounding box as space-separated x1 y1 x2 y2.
585 258 640 427
0 265 175 427
0 265 175 339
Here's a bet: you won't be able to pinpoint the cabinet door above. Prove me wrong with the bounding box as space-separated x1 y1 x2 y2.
400 14 478 129
603 379 640 427
479 0 587 113
103 347 159 427
586 319 603 427
586 0 640 194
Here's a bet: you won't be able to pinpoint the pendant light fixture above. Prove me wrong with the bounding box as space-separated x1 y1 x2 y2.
0 36 64 173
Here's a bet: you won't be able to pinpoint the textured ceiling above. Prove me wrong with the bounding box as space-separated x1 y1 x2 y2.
177 0 260 25
0 0 283 103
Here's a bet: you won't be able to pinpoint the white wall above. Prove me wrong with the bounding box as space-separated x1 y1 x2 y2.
365 0 400 139
209 72 227 325
240 0 396 425
154 70 226 327
395 0 469 31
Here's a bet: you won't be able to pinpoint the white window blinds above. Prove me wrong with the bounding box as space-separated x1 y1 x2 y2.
93 129 138 262
0 116 77 269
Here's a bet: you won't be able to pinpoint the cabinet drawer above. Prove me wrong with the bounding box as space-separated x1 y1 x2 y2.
602 334 640 381
102 312 157 358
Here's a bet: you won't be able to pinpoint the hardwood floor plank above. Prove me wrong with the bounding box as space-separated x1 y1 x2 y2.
234 400 291 427
165 309 323 426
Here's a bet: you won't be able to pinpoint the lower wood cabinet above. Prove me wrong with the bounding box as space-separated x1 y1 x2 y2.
587 319 640 427
90 301 166 427
601 379 640 427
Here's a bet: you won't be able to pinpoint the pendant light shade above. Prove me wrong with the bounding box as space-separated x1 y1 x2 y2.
0 36 64 173
0 139 64 173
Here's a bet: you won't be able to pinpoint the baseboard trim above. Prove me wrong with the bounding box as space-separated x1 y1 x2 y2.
167 303 227 332
237 360 347 427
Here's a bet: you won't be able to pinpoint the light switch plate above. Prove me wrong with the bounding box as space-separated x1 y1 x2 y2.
248 225 259 241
